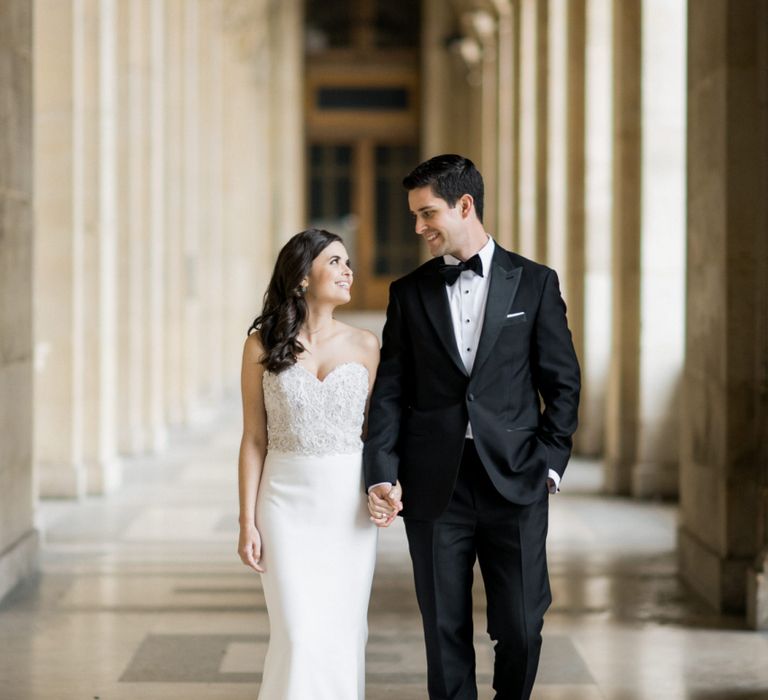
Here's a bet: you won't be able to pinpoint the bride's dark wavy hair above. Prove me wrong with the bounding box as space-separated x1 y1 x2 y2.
248 228 343 374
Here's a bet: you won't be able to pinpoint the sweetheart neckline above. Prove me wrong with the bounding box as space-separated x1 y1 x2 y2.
285 361 369 384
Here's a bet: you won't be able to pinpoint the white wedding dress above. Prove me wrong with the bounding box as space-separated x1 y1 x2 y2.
256 361 377 700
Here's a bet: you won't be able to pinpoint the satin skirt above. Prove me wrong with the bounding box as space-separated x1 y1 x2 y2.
256 449 377 700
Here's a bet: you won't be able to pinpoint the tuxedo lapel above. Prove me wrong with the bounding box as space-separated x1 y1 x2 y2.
472 249 523 377
416 265 468 377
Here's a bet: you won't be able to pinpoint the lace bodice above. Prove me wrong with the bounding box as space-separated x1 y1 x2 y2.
263 362 369 456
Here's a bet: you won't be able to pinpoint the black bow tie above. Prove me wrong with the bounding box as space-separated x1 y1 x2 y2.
438 254 484 286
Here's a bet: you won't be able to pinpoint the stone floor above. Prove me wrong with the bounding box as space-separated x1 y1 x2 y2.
1 407 767 700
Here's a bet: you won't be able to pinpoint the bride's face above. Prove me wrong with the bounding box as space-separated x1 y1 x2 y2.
304 241 353 305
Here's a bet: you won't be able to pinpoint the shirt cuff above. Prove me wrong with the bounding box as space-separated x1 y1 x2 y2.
367 482 393 494
547 470 561 494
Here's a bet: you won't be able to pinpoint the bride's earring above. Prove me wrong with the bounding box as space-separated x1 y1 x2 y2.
299 284 308 295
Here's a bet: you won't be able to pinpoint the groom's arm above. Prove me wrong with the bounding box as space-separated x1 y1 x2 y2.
363 283 408 489
531 269 581 480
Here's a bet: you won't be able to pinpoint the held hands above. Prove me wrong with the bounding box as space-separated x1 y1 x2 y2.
238 523 265 573
368 480 403 528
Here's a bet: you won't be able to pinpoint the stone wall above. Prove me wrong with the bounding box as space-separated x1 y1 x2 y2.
0 0 38 602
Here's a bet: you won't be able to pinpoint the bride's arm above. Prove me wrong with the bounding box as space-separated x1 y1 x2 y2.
359 330 381 442
237 333 268 573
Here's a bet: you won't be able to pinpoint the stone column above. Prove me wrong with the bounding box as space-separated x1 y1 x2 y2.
603 0 640 495
182 0 203 423
78 0 121 494
604 0 686 497
421 0 453 159
545 0 567 276
751 0 768 631
632 0 686 497
578 0 613 457
268 0 304 245
495 0 514 249
679 0 768 625
473 10 499 236
145 0 167 448
116 0 148 456
34 0 87 497
517 0 548 262
221 0 274 372
197 0 226 405
164 0 185 427
545 0 586 373
0 0 38 601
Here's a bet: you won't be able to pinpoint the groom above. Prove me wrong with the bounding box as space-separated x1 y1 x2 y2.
364 154 580 700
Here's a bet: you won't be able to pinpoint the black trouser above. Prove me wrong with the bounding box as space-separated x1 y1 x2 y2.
404 439 551 700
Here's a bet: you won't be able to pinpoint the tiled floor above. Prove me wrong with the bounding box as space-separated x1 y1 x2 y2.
1 407 767 700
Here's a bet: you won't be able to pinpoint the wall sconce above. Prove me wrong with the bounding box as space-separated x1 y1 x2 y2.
464 9 497 42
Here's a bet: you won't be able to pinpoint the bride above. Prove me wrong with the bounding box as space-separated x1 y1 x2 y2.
237 228 401 699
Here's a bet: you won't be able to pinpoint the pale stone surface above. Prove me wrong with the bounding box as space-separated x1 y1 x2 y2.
3 414 768 698
221 0 279 378
517 0 548 262
546 0 586 426
268 0 305 245
632 0 686 498
163 0 186 428
421 0 453 160
604 0 641 495
116 0 148 456
0 0 37 601
145 0 168 451
494 2 514 249
747 559 768 630
579 0 612 458
77 0 121 495
33 0 87 498
679 0 768 618
197 0 227 410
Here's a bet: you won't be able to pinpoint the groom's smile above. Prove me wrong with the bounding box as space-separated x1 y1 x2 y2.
408 184 475 260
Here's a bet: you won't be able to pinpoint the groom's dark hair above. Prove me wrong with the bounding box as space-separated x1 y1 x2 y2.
402 154 484 223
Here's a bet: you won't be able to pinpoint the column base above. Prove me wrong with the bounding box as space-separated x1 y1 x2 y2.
85 456 122 496
0 529 38 603
747 559 768 630
146 422 167 453
119 427 147 457
631 460 679 498
678 526 748 613
37 460 87 499
602 457 632 496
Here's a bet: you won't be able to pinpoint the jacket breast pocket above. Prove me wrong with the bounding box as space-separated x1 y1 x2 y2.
502 311 527 327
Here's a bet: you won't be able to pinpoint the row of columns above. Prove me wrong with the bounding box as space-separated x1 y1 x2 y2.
422 0 766 625
423 0 686 498
32 0 304 504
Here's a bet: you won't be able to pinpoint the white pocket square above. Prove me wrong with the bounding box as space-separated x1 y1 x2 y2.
506 311 525 319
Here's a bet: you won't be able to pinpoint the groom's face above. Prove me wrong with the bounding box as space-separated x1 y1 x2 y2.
408 186 469 259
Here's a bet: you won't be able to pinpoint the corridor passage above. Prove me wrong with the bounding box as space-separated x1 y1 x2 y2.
1 406 766 700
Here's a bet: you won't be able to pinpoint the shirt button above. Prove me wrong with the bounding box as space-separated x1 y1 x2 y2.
466 347 471 352
464 290 470 294
465 319 470 323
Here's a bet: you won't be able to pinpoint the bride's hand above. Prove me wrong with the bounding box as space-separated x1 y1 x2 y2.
238 523 265 572
368 481 403 528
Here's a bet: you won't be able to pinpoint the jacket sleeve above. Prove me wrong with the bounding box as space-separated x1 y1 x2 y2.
363 284 408 488
531 269 581 477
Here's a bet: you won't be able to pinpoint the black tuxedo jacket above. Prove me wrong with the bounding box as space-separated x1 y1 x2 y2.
363 244 581 521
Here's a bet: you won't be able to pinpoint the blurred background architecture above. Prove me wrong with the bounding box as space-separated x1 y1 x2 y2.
0 0 767 696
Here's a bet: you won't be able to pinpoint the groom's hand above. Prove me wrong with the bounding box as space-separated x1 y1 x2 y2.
368 481 403 528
